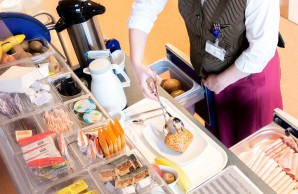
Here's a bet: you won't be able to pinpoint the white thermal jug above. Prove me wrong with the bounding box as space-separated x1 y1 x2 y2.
83 58 130 112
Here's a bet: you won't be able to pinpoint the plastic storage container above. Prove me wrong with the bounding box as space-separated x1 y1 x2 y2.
89 149 174 194
149 59 204 115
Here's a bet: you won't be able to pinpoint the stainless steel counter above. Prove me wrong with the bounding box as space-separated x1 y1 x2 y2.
123 57 276 194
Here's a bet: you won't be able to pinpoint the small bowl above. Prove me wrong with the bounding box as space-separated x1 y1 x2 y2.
158 165 179 188
109 111 125 125
111 50 125 74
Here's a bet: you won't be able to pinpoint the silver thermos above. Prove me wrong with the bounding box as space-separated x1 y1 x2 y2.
55 0 106 67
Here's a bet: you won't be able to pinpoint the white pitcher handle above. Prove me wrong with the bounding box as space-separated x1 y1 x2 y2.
111 64 131 87
83 67 91 75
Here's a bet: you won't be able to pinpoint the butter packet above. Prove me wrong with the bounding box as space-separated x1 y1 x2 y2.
57 179 88 194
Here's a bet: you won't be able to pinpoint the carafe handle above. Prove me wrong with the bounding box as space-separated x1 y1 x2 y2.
111 64 130 87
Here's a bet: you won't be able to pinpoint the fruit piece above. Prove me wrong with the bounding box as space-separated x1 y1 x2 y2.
155 157 191 193
162 79 182 94
20 40 29 51
162 172 175 184
0 34 26 52
171 89 185 98
29 40 43 52
151 164 162 176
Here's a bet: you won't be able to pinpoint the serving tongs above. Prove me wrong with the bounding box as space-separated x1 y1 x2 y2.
147 69 184 135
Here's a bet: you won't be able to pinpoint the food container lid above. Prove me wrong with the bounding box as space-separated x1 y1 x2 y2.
83 110 103 123
74 99 96 113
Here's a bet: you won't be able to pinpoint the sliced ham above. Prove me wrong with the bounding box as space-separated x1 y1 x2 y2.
264 166 283 184
278 148 294 172
273 146 290 161
258 158 276 178
266 142 284 156
272 174 291 192
268 170 286 188
251 151 265 172
290 153 298 179
264 138 283 152
289 188 298 194
276 176 293 193
268 144 287 158
261 161 278 181
280 181 298 194
254 156 270 174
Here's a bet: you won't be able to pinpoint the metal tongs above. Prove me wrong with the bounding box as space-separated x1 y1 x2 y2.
147 69 184 135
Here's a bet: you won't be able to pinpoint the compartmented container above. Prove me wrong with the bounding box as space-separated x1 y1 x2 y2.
35 105 80 134
89 149 174 194
0 92 32 123
65 125 136 168
149 59 204 114
23 79 62 110
15 141 84 191
1 115 43 153
50 72 88 102
65 95 109 127
230 109 298 194
33 170 103 194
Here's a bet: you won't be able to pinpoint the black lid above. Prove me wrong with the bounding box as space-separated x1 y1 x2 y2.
55 0 105 32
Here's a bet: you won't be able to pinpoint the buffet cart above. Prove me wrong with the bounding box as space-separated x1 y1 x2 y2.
0 13 277 194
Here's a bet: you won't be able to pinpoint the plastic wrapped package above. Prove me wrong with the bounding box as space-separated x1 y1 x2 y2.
89 149 174 194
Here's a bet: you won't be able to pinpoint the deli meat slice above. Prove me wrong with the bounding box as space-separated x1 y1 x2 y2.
278 148 294 172
268 144 287 158
290 153 298 179
264 138 283 152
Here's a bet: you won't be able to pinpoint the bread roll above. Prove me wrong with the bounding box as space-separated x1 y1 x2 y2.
164 129 193 153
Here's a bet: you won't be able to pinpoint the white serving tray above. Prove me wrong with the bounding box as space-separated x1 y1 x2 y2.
123 97 228 193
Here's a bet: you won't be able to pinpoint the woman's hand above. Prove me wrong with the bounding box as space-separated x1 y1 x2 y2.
132 63 161 100
202 64 250 94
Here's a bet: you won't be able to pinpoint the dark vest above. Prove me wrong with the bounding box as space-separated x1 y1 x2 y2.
178 0 249 78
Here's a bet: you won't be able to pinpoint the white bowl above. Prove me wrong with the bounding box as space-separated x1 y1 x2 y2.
158 165 179 188
111 50 125 74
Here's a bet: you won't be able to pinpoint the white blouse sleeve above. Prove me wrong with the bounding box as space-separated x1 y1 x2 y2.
128 0 168 34
235 0 280 73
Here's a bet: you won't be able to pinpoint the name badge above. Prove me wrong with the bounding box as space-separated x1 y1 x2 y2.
205 40 226 61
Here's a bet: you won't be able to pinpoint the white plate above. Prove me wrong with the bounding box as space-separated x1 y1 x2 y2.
143 124 207 165
124 97 228 193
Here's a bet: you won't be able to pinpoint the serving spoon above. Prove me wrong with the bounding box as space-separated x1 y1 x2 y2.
147 69 184 135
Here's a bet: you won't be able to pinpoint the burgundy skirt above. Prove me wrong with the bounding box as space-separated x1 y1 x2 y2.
211 51 283 148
